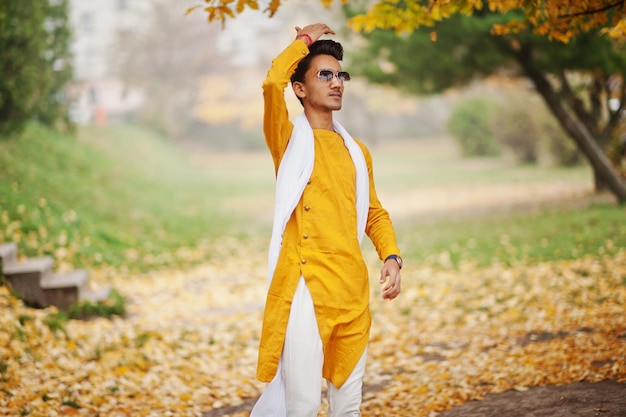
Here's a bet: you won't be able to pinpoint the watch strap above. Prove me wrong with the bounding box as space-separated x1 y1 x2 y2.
385 254 402 269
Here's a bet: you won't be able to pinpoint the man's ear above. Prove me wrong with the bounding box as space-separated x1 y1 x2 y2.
292 81 305 100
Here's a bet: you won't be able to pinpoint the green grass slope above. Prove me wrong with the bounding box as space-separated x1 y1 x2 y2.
1 123 624 274
397 203 626 268
0 123 237 272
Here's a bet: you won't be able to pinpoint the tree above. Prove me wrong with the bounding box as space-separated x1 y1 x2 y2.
0 0 73 136
189 0 626 42
191 0 626 203
348 10 626 198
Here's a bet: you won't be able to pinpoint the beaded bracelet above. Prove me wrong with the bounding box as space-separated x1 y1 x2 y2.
297 33 312 47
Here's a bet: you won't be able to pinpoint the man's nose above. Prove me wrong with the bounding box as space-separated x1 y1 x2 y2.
330 74 342 87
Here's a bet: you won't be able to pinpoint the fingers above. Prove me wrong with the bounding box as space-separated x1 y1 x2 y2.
380 266 401 300
294 23 335 43
381 276 401 300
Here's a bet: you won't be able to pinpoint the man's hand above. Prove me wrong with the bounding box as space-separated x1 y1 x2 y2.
380 260 401 300
295 23 335 44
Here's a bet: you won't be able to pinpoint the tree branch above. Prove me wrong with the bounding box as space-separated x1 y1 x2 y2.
559 0 624 19
558 70 599 137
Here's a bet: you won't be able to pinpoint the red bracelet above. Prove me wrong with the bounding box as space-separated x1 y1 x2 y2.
297 34 312 47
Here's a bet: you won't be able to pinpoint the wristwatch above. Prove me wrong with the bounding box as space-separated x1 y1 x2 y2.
385 254 403 269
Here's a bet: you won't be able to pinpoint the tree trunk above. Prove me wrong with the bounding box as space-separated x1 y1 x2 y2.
593 166 609 192
514 46 626 204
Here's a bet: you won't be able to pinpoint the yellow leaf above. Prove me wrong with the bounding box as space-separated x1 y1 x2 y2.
60 405 79 415
247 0 259 10
236 0 245 13
430 5 441 20
219 5 235 19
185 5 202 16
115 365 130 376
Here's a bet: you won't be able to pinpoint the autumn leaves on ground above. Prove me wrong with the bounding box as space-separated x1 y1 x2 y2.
1 124 625 416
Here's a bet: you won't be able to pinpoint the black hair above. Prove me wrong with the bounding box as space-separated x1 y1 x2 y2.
291 39 344 105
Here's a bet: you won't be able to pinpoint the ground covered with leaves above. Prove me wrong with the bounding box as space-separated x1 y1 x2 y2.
1 240 625 416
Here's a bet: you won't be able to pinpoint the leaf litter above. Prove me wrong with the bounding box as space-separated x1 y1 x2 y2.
1 242 624 416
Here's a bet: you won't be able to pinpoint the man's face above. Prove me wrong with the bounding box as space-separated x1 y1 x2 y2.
299 54 345 112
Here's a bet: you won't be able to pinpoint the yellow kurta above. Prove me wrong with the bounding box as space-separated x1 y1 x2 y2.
257 39 401 388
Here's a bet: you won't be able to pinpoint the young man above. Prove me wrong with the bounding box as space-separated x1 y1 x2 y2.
251 23 402 417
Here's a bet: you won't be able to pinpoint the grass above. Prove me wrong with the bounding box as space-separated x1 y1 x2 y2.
371 138 591 189
0 123 248 272
396 203 625 268
1 123 623 274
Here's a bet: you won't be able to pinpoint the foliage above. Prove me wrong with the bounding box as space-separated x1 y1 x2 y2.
346 7 626 199
66 288 126 320
0 123 241 273
346 11 509 95
447 98 500 157
0 0 73 136
345 11 626 110
40 289 127 330
347 0 626 41
190 0 625 42
0 240 624 415
492 93 541 163
491 90 579 166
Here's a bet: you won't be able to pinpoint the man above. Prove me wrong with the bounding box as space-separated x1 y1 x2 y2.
251 23 402 417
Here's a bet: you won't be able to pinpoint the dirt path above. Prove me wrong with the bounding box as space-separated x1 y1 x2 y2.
437 380 626 417
202 380 626 417
380 183 615 223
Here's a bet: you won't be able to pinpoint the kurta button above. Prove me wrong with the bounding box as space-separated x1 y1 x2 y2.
301 259 307 264
304 205 310 211
303 234 309 239
307 179 312 184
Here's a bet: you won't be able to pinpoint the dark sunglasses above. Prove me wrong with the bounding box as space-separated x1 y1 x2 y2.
317 69 351 84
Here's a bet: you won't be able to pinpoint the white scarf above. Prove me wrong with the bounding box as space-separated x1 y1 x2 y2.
251 113 369 417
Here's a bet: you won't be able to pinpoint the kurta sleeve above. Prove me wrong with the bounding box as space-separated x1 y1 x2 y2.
262 39 309 172
359 142 402 261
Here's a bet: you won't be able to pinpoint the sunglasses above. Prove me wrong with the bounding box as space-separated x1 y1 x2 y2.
317 69 351 84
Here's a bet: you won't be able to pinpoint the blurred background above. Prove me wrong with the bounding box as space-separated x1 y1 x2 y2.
66 0 450 147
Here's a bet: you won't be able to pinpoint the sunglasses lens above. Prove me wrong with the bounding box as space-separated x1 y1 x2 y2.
317 70 350 84
318 70 334 81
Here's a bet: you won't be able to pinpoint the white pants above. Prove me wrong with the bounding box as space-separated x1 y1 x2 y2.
251 277 367 417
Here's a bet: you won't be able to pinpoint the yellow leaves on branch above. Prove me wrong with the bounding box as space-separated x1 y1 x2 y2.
348 0 625 42
189 0 625 43
186 0 260 23
603 16 626 40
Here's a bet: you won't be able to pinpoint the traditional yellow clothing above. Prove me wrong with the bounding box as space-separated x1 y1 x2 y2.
256 39 401 388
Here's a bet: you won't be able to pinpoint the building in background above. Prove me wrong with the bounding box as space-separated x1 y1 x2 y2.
66 0 327 127
68 0 146 124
